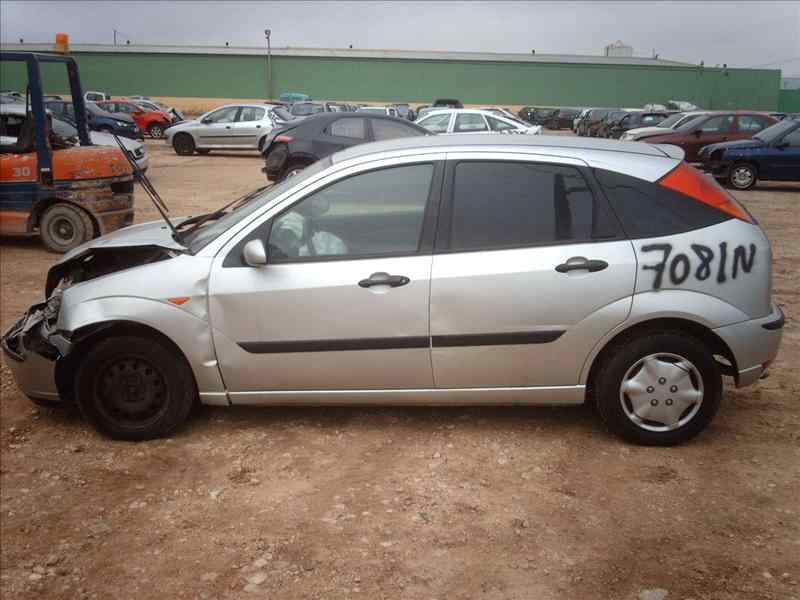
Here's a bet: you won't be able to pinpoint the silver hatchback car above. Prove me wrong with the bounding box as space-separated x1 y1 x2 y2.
165 103 281 155
2 136 784 445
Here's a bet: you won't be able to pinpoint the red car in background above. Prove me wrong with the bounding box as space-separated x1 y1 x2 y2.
637 111 777 162
95 99 172 139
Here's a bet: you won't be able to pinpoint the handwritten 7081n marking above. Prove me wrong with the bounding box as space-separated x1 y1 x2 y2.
641 242 757 289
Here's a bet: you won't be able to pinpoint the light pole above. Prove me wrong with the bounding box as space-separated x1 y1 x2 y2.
264 29 272 101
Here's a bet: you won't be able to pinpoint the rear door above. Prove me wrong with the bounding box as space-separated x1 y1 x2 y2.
429 155 636 390
231 106 266 149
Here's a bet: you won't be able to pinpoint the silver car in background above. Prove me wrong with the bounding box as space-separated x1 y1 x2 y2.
1 136 783 445
165 103 282 155
416 108 543 135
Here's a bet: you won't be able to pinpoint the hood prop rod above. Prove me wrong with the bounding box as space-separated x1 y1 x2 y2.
111 134 180 240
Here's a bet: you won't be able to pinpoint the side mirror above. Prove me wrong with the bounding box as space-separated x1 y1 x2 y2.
243 239 268 267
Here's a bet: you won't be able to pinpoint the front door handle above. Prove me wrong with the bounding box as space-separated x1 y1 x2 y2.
225 125 232 129
555 257 609 273
358 272 410 288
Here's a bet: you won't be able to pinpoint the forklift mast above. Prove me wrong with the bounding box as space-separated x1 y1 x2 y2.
0 52 92 185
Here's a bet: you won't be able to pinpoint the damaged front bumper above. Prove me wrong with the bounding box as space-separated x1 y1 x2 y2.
1 296 70 402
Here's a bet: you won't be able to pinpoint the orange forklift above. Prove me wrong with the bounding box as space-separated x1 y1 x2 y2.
0 52 135 252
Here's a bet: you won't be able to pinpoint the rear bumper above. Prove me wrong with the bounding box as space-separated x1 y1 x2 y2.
713 302 785 387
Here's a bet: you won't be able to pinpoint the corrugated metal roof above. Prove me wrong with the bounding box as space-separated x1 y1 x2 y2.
0 43 696 68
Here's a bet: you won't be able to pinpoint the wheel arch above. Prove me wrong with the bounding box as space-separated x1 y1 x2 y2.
55 320 197 402
584 317 739 398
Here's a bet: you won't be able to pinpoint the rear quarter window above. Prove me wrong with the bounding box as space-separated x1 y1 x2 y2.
595 169 731 239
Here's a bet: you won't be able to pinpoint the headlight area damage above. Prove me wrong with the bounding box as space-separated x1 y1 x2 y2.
2 245 177 404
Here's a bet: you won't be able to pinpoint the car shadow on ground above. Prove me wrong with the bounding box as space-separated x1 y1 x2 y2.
0 236 45 250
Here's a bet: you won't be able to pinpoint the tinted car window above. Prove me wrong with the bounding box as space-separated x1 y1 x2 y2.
329 118 366 139
292 103 324 116
269 164 434 260
238 107 265 122
700 115 734 133
448 162 602 251
782 128 800 146
371 119 419 141
454 113 488 132
595 169 730 238
418 113 450 133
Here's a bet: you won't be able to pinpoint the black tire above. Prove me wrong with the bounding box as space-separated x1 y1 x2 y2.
195 149 211 155
257 137 267 153
727 162 757 190
148 123 165 139
594 331 722 446
75 335 196 440
39 203 94 253
173 133 195 156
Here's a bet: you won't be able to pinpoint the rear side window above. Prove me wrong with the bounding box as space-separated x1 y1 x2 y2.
330 118 366 139
487 116 516 131
595 169 730 238
454 113 488 132
446 162 618 251
371 119 419 141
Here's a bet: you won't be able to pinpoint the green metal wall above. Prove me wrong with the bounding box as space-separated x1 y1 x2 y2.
778 89 800 113
1 50 783 110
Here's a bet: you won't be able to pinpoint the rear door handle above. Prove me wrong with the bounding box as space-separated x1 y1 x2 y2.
358 272 410 288
555 257 609 273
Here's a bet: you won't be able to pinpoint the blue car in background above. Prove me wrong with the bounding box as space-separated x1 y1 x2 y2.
45 99 142 140
700 117 800 190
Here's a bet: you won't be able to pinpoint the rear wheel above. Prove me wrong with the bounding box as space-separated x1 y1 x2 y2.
594 331 722 445
75 335 196 440
173 133 195 156
148 123 165 139
727 163 757 190
39 203 94 253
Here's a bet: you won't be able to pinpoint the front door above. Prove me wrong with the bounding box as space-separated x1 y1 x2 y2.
208 160 443 400
429 157 636 392
685 114 735 161
772 126 800 179
197 106 240 147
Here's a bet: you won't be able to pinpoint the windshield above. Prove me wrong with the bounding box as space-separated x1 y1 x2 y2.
675 115 709 132
755 119 797 143
292 103 323 116
183 156 333 253
52 117 77 138
271 106 293 121
654 113 685 128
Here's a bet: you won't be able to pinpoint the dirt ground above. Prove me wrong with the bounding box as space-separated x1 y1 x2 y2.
1 137 798 600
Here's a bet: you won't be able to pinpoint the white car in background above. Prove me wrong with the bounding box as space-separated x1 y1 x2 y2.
620 111 709 141
357 106 400 117
416 109 542 135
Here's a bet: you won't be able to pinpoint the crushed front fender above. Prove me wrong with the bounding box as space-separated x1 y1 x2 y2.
1 296 70 402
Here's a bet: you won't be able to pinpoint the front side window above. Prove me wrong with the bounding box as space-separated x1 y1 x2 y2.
487 116 516 132
448 162 605 252
641 114 665 126
269 164 434 260
205 107 239 124
418 113 450 133
371 119 419 141
454 113 488 132
700 115 734 133
238 107 265 122
329 118 366 139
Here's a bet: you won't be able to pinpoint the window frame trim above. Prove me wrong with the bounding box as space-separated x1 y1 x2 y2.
434 154 624 255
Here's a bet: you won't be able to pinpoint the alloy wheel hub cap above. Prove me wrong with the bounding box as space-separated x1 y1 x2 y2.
732 167 753 187
619 353 704 431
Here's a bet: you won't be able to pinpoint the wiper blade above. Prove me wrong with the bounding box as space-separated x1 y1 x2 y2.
110 134 180 241
177 185 269 236
175 209 226 230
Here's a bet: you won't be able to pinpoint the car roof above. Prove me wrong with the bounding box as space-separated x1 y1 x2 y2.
333 133 682 162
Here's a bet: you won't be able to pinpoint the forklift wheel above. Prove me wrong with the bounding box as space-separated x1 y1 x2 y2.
40 203 94 253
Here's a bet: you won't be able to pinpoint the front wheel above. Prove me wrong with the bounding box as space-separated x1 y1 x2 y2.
173 133 195 156
594 332 722 445
727 163 757 190
39 203 94 253
75 335 196 440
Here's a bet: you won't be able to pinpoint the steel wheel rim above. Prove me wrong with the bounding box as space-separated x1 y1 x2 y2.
150 125 163 138
49 216 76 245
619 352 704 432
94 355 169 429
731 166 754 188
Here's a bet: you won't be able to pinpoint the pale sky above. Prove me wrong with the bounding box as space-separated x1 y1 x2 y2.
2 1 799 76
